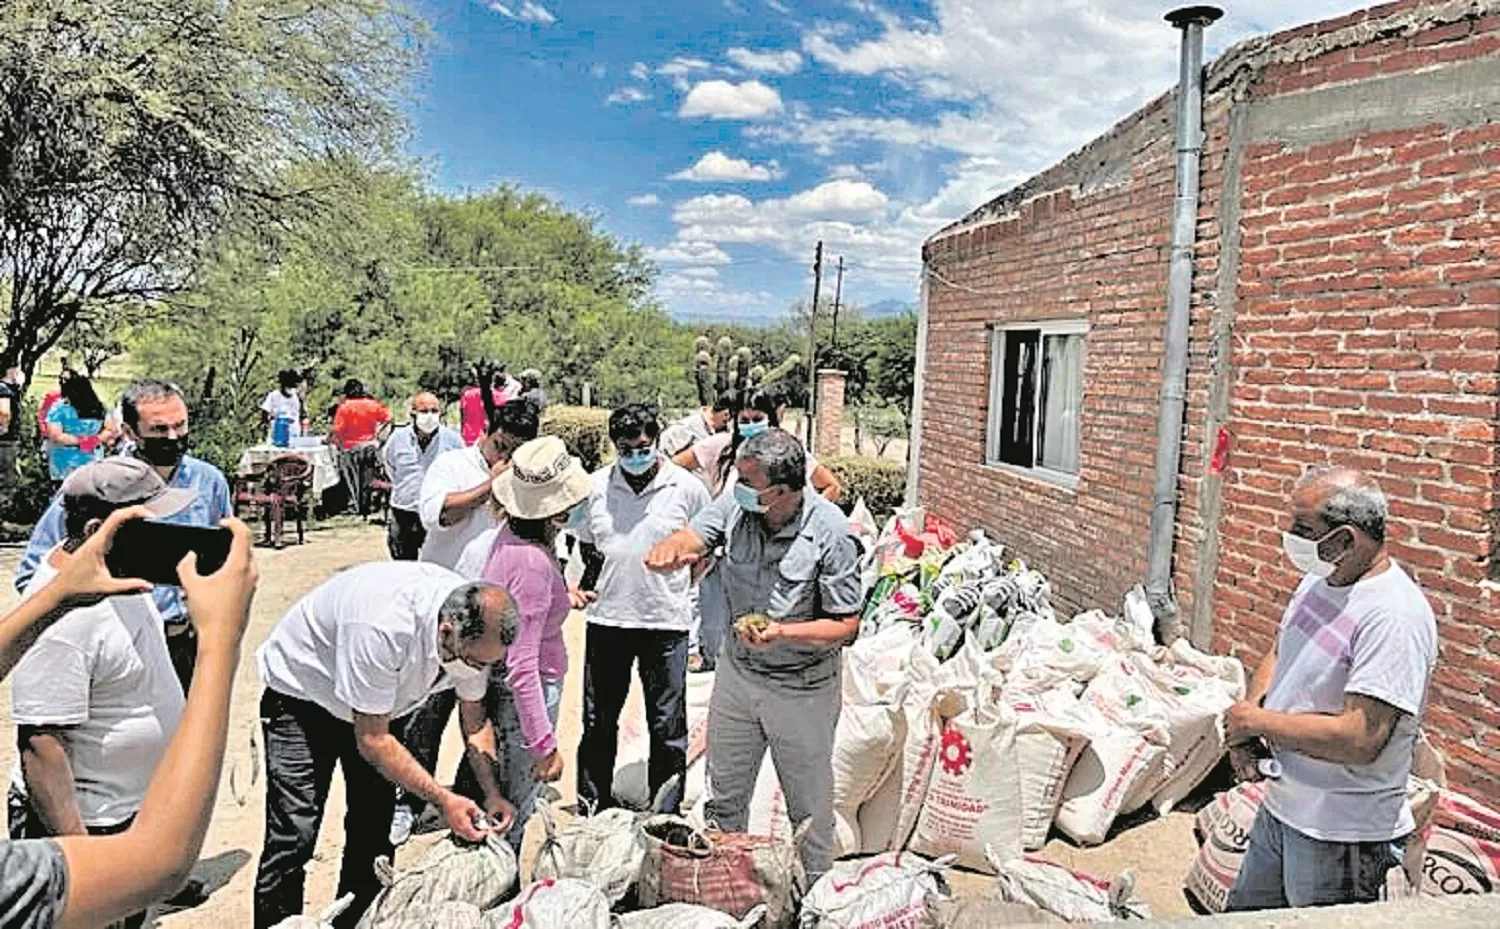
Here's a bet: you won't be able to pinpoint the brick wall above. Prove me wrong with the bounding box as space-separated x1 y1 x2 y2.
919 103 1178 618
1209 15 1500 799
920 2 1500 797
815 369 846 460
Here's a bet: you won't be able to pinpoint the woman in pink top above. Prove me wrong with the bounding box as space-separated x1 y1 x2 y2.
457 435 591 850
460 368 523 445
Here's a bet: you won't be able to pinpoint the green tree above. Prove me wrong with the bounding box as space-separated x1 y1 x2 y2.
0 0 422 382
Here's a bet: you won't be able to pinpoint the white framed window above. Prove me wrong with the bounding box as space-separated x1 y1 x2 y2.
986 320 1086 484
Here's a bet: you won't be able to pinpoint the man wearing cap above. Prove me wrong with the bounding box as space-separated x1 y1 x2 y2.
16 378 233 696
8 458 201 929
646 428 861 882
254 565 521 929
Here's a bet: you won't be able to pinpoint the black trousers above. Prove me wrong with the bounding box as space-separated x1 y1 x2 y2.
386 507 427 561
253 689 411 929
576 624 689 814
165 623 196 694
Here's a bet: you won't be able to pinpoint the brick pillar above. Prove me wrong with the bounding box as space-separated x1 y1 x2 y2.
815 369 846 460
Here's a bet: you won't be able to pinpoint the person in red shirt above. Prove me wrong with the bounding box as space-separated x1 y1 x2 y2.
330 379 391 516
459 363 521 445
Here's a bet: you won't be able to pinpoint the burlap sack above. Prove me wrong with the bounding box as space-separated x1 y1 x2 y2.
636 816 806 929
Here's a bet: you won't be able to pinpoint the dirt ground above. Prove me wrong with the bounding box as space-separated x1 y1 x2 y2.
0 522 1198 926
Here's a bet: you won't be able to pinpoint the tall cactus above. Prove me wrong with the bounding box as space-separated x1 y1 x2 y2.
688 335 800 404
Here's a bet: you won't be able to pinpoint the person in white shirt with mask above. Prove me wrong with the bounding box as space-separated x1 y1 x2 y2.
417 399 538 568
383 392 462 560
1223 466 1437 912
253 565 520 929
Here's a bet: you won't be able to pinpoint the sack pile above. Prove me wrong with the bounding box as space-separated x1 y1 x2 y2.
839 511 1245 873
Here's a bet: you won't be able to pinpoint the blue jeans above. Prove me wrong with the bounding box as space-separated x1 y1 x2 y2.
1226 806 1404 911
454 676 563 852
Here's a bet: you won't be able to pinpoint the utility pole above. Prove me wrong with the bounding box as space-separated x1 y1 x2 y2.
830 256 844 354
806 241 823 447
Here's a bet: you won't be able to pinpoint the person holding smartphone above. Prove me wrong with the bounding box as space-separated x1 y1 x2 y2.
0 507 259 929
8 459 204 928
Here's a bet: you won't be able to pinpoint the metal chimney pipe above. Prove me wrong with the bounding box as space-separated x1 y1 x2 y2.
1144 5 1222 643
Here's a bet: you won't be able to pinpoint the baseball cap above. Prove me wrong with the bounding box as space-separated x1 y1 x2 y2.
60 457 197 519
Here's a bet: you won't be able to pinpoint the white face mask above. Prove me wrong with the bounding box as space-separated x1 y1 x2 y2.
441 657 488 687
1282 529 1344 578
414 411 441 433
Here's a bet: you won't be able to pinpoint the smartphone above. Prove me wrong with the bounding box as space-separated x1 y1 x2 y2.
105 521 233 586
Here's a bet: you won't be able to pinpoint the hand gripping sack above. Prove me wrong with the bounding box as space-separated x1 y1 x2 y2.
799 853 952 929
615 903 768 929
530 802 646 905
909 705 1024 872
483 878 611 929
636 815 806 929
357 834 519 928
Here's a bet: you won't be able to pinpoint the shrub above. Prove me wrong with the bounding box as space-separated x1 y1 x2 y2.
824 454 905 519
543 405 612 472
1 397 55 530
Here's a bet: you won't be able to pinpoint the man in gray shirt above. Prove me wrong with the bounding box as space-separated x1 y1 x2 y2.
646 428 861 880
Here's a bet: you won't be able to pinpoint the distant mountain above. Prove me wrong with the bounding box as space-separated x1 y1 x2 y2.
862 299 915 319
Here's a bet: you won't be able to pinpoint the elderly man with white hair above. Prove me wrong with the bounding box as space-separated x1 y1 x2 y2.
1222 466 1437 912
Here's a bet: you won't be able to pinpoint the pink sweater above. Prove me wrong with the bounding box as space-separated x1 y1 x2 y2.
481 527 570 758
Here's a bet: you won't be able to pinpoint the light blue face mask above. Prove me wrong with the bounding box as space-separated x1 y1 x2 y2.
564 503 589 531
733 482 768 514
618 446 658 476
738 419 769 440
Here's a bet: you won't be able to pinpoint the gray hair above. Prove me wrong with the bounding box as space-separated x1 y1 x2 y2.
120 378 184 429
1298 466 1388 543
737 427 807 492
438 582 518 646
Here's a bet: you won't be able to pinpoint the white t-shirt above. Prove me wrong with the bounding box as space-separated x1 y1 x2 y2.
10 549 184 827
418 445 499 569
661 411 714 457
455 527 501 581
575 461 710 631
256 561 486 722
260 390 303 439
1263 561 1437 842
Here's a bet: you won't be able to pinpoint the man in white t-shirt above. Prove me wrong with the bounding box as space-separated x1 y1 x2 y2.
253 564 521 929
8 458 199 929
1223 466 1437 912
259 370 306 442
417 399 538 568
574 405 710 814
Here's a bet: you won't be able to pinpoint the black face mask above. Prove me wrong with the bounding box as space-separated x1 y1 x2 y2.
138 435 188 468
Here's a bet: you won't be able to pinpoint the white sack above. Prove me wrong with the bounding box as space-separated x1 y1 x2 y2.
799 853 952 929
615 903 767 929
990 851 1149 922
909 706 1024 872
1132 641 1245 814
1008 690 1093 851
357 835 518 928
530 804 645 905
484 879 612 929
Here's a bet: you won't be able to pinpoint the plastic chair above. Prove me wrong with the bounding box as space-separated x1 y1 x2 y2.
242 455 313 548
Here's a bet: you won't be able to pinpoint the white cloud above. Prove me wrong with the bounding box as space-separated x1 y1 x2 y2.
679 80 783 120
670 151 783 183
766 0 792 13
646 240 733 265
655 267 775 322
785 179 888 221
657 57 711 77
488 1 556 24
627 193 661 207
606 86 651 105
726 47 804 75
630 61 650 81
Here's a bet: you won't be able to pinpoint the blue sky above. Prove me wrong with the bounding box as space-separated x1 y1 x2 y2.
408 0 1371 324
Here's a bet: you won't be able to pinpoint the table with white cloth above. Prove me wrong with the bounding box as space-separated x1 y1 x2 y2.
236 441 341 496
